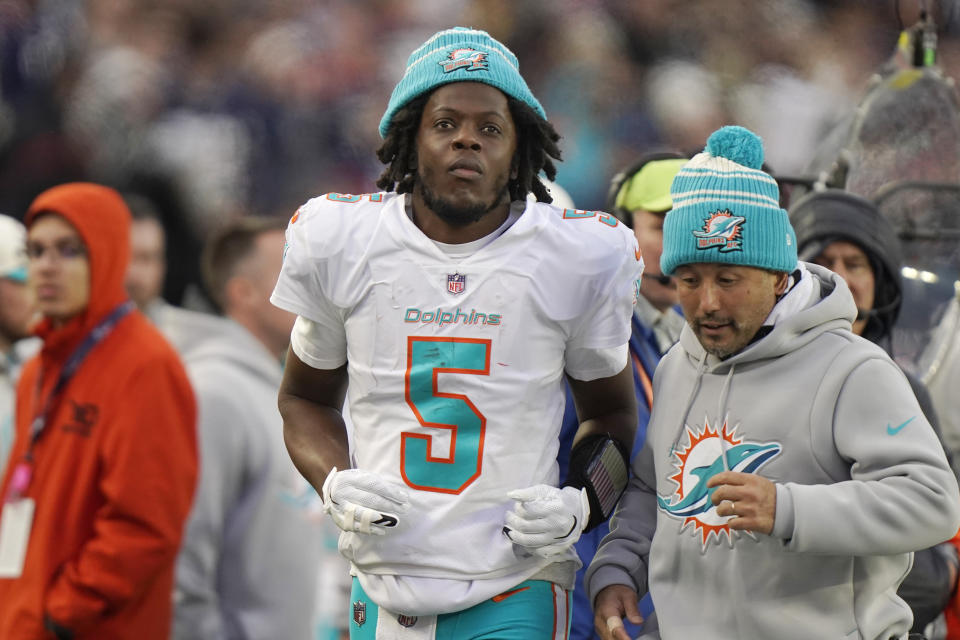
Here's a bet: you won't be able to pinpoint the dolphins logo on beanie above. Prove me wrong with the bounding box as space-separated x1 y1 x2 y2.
661 126 797 275
378 27 545 138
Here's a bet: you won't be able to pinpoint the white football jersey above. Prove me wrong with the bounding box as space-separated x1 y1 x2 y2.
271 192 643 614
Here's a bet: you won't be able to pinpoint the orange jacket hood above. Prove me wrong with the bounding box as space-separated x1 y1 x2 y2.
26 183 132 341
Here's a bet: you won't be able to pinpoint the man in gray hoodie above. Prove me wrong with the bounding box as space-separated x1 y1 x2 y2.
172 217 330 639
586 126 960 640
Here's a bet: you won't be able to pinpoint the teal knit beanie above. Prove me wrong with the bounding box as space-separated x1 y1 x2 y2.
661 126 797 275
378 27 546 138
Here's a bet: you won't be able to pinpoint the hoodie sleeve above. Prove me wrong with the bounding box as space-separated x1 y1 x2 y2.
777 355 960 555
584 442 657 607
44 352 198 631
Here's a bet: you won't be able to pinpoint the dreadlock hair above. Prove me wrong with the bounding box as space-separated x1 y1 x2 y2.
375 91 562 203
508 97 562 202
375 94 428 196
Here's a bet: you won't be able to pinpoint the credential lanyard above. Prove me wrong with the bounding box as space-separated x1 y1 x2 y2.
6 301 134 500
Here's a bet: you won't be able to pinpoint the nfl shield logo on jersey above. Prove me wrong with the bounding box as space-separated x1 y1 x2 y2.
397 614 418 627
353 601 366 626
447 273 466 295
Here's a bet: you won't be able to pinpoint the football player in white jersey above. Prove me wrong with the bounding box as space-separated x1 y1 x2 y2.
271 27 643 640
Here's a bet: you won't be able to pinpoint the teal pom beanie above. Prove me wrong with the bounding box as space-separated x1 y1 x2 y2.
378 27 546 138
660 125 797 275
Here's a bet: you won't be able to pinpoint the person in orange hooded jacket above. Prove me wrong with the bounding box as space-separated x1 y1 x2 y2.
0 183 197 639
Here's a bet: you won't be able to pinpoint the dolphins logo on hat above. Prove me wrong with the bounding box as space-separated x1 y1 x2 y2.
693 209 745 252
439 48 489 73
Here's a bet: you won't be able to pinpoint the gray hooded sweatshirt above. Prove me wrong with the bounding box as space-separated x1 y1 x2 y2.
173 320 323 640
585 263 960 640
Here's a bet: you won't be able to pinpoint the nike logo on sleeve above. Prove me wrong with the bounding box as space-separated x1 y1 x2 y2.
886 416 915 436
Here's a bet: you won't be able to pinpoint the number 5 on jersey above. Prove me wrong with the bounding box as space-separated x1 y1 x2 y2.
403 337 490 494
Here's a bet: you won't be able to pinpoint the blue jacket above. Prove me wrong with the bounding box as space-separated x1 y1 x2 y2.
559 313 663 639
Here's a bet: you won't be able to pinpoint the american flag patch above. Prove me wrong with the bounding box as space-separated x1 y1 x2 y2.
586 440 628 516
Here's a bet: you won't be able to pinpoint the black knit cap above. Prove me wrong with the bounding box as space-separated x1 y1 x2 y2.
789 189 903 343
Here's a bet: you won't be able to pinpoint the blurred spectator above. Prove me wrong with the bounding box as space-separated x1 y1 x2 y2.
173 217 326 640
0 183 197 639
607 154 688 355
539 5 657 207
123 192 227 356
0 0 917 241
791 190 941 421
124 194 167 313
121 175 204 307
645 59 728 154
0 213 37 478
791 188 960 635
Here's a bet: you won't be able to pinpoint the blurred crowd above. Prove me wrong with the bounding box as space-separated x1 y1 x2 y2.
3 0 960 304
2 1 960 638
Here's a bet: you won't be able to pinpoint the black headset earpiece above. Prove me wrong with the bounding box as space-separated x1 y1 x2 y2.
606 150 688 227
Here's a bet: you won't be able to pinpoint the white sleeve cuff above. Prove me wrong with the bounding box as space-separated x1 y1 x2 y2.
773 483 795 542
290 315 347 369
565 343 629 382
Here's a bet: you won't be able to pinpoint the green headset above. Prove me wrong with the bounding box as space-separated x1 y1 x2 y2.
605 150 688 227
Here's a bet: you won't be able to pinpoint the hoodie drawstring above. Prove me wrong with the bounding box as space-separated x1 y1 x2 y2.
670 350 708 456
668 354 737 471
717 364 736 471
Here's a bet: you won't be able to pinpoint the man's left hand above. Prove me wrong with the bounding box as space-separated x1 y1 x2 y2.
707 471 776 534
504 485 589 557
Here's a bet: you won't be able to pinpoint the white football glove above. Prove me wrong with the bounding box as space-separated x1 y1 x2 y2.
503 485 590 557
321 467 410 535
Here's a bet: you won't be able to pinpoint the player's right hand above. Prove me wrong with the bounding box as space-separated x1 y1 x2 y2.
321 467 410 535
593 584 643 640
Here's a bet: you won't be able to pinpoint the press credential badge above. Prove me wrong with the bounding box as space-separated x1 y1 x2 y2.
0 498 35 577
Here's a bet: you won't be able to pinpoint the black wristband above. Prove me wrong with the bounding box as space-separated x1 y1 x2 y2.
563 433 630 532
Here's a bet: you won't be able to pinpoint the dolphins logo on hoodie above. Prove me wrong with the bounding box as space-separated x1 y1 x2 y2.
658 417 781 548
